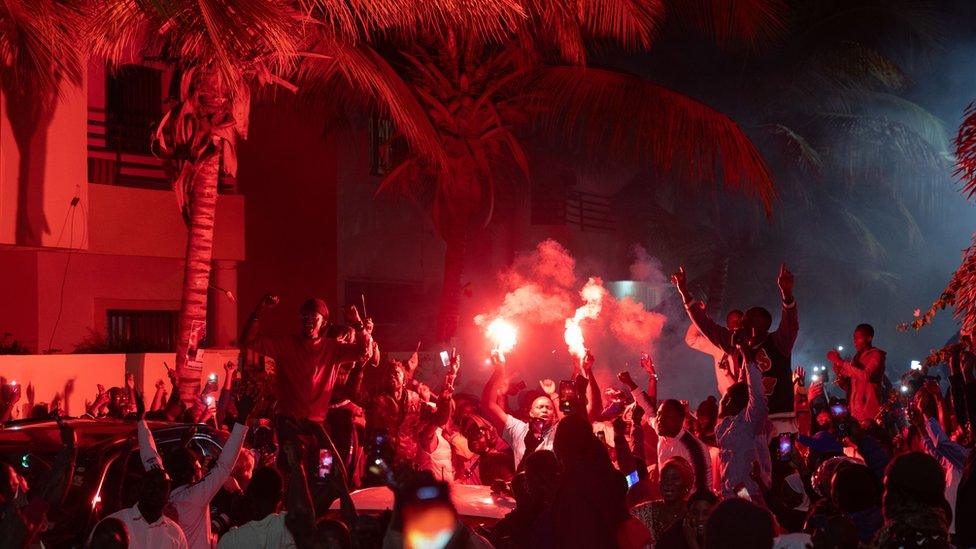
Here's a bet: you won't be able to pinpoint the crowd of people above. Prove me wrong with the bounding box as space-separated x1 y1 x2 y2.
1 263 976 548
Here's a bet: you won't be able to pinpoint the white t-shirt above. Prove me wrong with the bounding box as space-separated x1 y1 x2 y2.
96 504 188 549
502 414 555 466
218 512 296 549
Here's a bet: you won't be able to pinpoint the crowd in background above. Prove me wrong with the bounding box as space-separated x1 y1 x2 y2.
1 264 975 549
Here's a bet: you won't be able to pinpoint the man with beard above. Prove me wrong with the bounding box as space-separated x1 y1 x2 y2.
94 468 187 548
482 353 558 469
241 295 372 468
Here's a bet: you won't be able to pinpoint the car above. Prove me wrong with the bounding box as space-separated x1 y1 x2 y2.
330 483 516 526
0 418 228 547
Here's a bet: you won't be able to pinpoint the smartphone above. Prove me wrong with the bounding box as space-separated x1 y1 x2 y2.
558 380 576 413
626 470 640 488
830 403 847 417
736 486 751 500
208 372 218 383
439 351 450 369
318 449 333 479
777 433 794 462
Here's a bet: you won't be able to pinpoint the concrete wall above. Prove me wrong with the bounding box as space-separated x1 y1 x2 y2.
0 349 239 420
0 73 89 248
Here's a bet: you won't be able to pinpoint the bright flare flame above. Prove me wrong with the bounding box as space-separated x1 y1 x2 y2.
486 318 518 354
564 277 606 360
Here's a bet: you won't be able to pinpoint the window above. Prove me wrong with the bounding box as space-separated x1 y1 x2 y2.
343 279 434 350
105 65 162 155
368 115 407 176
106 309 178 353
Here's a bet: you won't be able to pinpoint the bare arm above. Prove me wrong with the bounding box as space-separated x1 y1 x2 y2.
241 294 279 353
582 352 603 422
481 355 509 434
771 264 798 353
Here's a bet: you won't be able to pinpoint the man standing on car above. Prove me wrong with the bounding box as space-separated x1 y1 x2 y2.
241 295 373 466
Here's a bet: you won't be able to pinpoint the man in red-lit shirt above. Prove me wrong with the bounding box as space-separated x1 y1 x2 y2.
827 323 886 423
242 295 372 463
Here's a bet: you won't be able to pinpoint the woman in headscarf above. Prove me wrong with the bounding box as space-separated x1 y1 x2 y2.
630 457 695 541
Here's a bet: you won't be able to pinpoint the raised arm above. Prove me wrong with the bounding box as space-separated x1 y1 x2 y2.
673 266 734 352
771 264 798 353
138 419 164 471
743 353 768 426
481 353 510 433
335 310 374 364
188 397 252 501
582 352 603 422
241 294 279 354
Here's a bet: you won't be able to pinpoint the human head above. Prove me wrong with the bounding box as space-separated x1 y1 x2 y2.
719 382 748 418
300 298 329 339
461 416 497 455
744 307 773 338
655 399 685 438
726 310 744 331
528 395 556 427
553 414 601 467
87 517 130 549
246 467 283 518
696 396 719 434
659 457 694 504
310 518 352 549
137 468 171 523
231 448 256 490
163 447 203 489
853 324 874 352
687 490 719 540
882 452 950 526
704 497 775 549
382 361 407 394
831 463 879 513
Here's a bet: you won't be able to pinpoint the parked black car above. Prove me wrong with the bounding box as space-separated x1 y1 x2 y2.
0 418 227 547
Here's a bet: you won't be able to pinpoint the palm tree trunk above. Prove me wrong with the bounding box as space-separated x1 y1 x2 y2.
175 151 221 404
437 225 468 342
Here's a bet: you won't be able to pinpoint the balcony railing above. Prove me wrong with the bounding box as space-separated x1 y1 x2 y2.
87 107 237 193
566 190 614 232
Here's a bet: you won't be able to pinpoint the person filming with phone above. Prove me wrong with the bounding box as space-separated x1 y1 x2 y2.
827 323 887 424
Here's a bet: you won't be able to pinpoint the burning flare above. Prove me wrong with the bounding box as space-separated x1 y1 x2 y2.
564 277 606 360
486 317 518 355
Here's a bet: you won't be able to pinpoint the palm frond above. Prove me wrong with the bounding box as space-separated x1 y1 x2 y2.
665 0 787 48
530 66 775 214
297 41 448 168
955 101 976 198
298 0 525 43
757 123 823 174
0 0 84 97
901 233 976 334
576 0 663 48
88 0 302 90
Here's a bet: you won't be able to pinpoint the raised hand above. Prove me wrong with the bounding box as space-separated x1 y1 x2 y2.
155 379 165 390
826 350 842 364
490 350 505 366
639 352 654 373
582 350 595 372
26 383 35 405
778 263 795 299
164 363 177 386
364 318 374 334
224 361 237 373
539 379 557 396
793 367 805 385
617 371 637 390
670 266 687 290
125 372 135 390
260 293 280 309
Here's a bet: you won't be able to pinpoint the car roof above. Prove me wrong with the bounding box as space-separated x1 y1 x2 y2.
0 418 223 454
332 484 516 519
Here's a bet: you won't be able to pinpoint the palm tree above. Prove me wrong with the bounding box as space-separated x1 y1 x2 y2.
87 0 525 403
369 0 786 341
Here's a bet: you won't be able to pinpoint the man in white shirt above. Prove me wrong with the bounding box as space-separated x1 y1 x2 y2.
94 468 188 549
138 396 253 549
481 354 558 467
619 358 713 491
218 468 295 548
